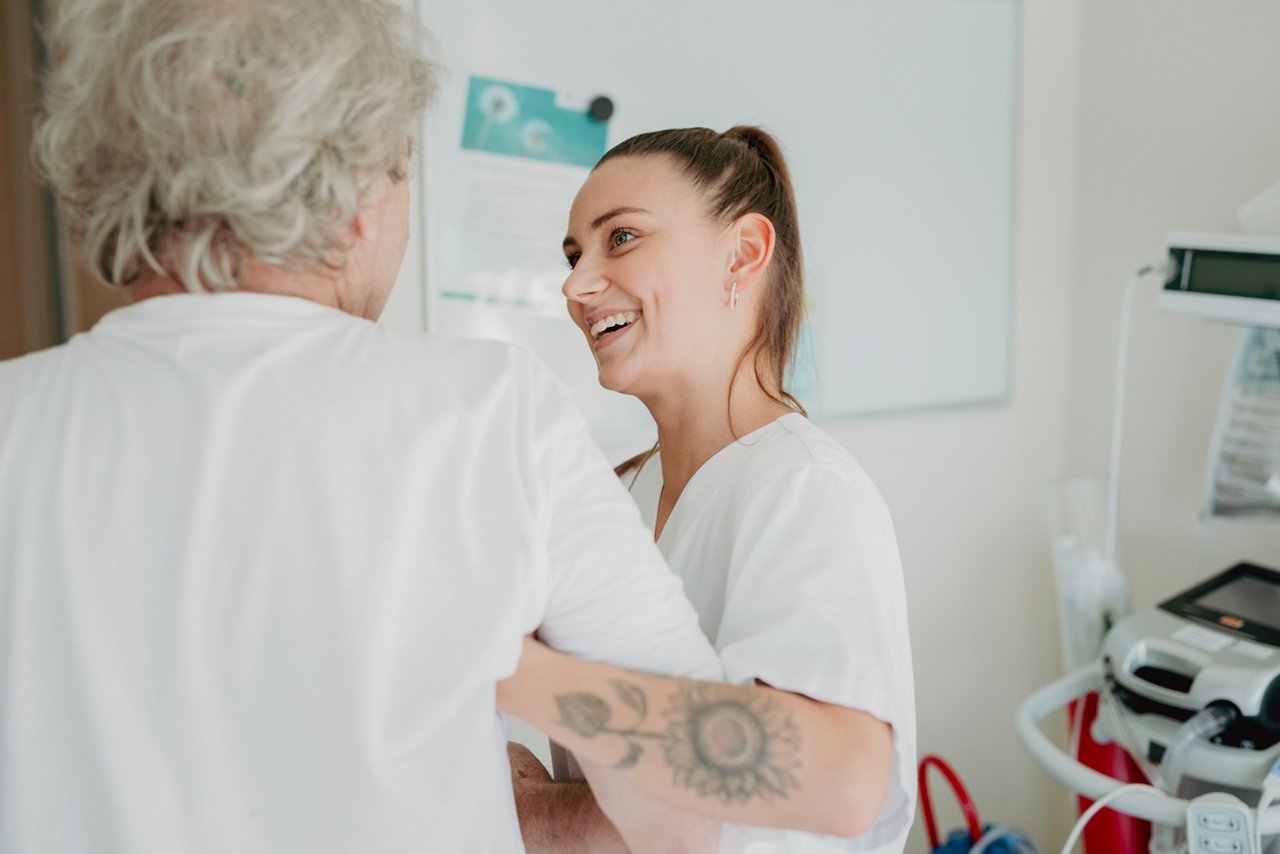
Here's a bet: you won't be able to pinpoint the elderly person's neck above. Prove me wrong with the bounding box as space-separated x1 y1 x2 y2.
130 258 380 320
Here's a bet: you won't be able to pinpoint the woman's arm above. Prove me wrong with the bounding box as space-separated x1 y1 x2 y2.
498 637 893 839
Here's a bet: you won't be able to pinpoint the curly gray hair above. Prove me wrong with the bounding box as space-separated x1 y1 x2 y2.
35 0 437 291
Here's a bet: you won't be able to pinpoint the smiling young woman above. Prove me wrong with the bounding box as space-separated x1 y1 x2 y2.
502 127 918 854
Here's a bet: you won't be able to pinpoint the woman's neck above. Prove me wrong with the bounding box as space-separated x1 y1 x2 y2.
645 362 795 537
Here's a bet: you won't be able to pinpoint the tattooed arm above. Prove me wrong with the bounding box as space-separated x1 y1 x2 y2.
498 637 893 839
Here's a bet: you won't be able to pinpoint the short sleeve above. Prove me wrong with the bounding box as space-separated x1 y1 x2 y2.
519 352 722 683
717 464 916 847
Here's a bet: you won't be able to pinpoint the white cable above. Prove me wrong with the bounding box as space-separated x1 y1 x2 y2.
971 825 1036 854
970 825 1011 854
1104 265 1162 566
1060 783 1169 854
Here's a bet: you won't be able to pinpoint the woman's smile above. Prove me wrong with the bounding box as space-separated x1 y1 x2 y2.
588 310 642 350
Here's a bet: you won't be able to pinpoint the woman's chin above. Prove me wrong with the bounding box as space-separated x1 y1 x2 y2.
595 365 637 397
596 373 627 395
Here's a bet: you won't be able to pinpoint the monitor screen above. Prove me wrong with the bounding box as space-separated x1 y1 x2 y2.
1194 574 1280 631
1187 252 1280 300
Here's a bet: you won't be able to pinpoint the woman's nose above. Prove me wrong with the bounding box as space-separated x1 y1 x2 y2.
562 260 605 303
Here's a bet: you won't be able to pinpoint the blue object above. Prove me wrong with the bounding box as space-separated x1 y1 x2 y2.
931 824 1038 854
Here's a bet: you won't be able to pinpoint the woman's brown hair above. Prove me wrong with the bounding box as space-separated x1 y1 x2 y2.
603 126 807 479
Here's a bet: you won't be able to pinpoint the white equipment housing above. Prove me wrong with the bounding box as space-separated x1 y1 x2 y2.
1163 231 1280 328
1101 562 1280 792
1019 234 1280 843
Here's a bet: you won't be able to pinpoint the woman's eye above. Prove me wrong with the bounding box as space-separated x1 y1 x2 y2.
564 252 580 269
610 229 636 249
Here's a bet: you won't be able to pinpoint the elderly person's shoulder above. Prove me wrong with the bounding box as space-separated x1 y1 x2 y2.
379 326 556 386
0 333 76 387
0 311 556 417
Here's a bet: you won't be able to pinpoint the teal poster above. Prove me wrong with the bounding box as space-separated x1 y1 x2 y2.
461 76 607 169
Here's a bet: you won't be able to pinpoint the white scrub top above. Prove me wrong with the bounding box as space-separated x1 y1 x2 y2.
0 292 721 854
628 413 916 853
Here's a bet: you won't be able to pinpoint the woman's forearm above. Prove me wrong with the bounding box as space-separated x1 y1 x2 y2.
497 638 892 839
576 755 722 853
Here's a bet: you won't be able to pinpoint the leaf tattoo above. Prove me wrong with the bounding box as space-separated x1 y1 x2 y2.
615 741 643 770
612 680 647 719
555 693 612 737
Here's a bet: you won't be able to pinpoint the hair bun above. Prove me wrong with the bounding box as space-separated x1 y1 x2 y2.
724 125 772 157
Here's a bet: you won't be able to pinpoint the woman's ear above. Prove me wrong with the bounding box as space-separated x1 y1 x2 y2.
727 212 776 298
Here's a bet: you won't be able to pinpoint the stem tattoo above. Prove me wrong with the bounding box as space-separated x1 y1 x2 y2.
554 680 801 803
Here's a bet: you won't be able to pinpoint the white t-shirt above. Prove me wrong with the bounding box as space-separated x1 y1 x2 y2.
0 293 721 854
628 414 916 853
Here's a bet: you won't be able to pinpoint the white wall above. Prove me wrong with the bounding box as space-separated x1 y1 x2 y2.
817 1 1082 846
865 5 1280 846
1069 1 1280 641
880 3 1280 846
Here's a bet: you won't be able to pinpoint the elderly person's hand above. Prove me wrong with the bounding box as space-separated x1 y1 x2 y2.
507 741 552 786
505 739 718 854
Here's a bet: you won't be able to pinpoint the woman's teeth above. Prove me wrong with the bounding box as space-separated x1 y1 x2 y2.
590 311 639 339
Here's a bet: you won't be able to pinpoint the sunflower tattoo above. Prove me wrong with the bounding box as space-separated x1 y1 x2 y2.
554 680 801 803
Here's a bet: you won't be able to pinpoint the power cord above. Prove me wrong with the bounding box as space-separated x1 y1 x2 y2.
970 824 1038 853
1104 264 1166 569
1060 783 1173 854
1057 264 1169 854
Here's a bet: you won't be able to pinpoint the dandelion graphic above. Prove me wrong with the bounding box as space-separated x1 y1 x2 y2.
520 119 552 155
475 85 518 148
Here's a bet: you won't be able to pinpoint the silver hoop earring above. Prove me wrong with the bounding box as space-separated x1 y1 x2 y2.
730 281 739 310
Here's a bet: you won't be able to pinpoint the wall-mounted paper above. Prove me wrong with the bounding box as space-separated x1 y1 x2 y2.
461 76 606 169
440 155 584 307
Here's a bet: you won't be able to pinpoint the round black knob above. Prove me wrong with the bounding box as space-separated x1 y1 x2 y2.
588 96 614 123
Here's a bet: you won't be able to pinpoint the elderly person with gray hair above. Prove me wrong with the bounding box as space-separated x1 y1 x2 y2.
0 1 724 851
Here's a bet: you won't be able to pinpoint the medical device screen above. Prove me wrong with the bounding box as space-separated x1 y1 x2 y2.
1187 252 1280 300
1194 574 1280 631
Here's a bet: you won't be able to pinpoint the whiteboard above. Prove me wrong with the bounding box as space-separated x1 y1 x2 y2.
405 0 1017 424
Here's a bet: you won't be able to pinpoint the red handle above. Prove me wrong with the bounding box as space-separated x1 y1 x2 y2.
917 754 983 849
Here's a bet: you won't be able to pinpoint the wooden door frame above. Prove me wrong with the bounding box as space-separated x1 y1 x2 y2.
1 0 60 357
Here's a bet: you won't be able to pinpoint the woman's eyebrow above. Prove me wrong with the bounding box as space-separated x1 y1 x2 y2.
563 206 652 250
590 206 649 230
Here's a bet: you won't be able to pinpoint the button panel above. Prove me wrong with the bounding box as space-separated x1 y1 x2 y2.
1186 792 1256 854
